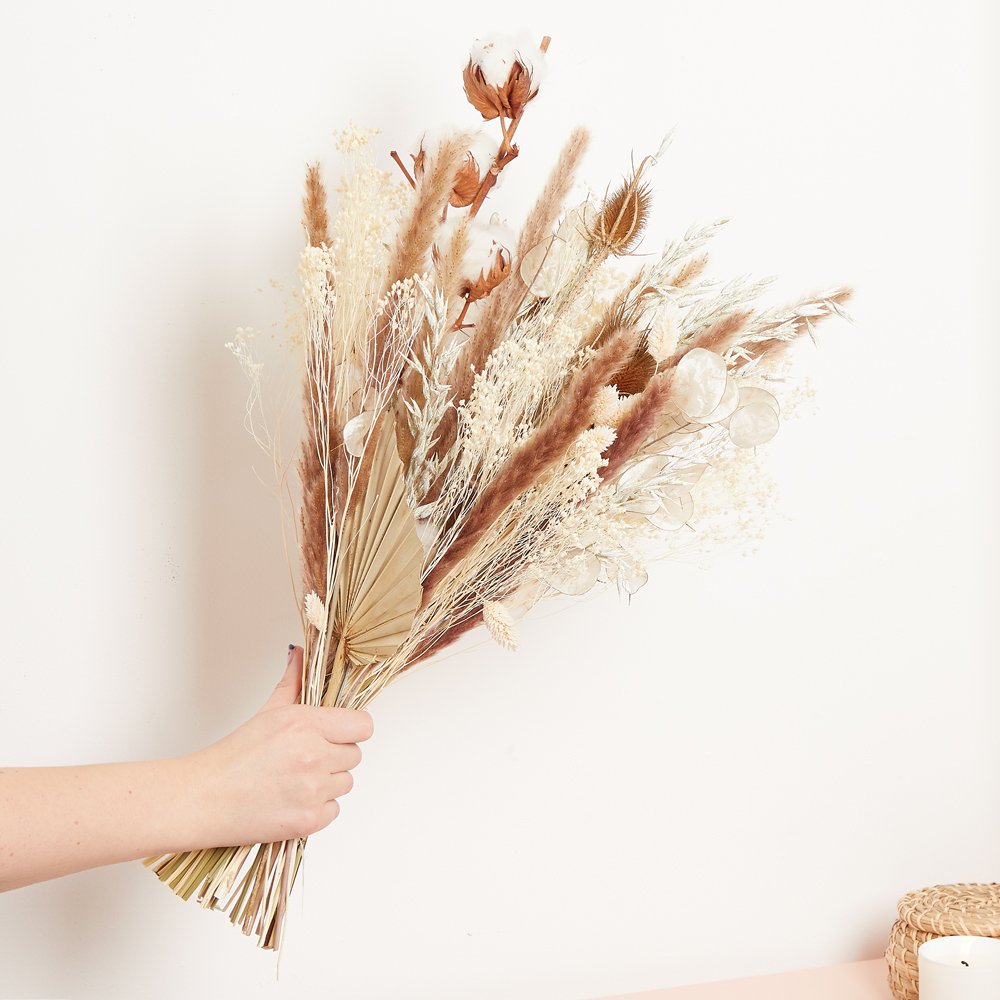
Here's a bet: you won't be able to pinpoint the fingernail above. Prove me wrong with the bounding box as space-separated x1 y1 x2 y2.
288 643 295 651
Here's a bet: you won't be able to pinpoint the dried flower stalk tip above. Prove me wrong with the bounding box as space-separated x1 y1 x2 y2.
302 163 330 248
483 600 518 651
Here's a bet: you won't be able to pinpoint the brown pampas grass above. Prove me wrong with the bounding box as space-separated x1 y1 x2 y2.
666 252 709 288
600 371 675 483
434 216 473 305
388 132 471 289
302 163 330 247
298 395 333 601
680 309 754 361
514 127 590 268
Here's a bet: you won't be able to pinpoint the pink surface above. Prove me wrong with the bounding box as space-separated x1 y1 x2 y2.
590 959 892 1000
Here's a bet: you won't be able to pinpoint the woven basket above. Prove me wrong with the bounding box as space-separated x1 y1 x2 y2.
885 883 1000 1000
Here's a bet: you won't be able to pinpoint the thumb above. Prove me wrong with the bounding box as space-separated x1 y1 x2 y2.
262 644 303 711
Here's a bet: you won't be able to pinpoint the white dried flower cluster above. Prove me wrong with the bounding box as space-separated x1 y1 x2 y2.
528 491 650 598
299 244 337 317
304 591 327 632
224 326 271 454
368 276 424 398
565 425 616 496
591 385 625 426
225 326 263 379
446 311 585 495
335 122 382 154
323 129 409 384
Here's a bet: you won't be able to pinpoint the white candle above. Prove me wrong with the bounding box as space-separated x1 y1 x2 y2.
918 936 1000 999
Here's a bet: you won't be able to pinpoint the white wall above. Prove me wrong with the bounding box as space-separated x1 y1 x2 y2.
1 2 997 998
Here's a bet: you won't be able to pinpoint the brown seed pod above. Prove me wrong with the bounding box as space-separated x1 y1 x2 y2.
589 175 653 257
449 153 484 208
462 55 540 121
460 243 512 302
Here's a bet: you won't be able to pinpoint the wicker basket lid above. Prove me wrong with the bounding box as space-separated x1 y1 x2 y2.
897 883 1000 937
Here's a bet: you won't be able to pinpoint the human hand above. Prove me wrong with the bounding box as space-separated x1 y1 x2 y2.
185 646 374 846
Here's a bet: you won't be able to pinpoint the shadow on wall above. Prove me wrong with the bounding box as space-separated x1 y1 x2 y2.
186 273 302 735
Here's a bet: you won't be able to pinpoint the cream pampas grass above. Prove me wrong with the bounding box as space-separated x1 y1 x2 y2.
145 37 852 950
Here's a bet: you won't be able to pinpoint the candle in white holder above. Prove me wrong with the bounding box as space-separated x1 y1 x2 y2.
918 936 1000 999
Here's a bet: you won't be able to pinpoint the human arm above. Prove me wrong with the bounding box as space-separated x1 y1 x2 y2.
0 645 372 892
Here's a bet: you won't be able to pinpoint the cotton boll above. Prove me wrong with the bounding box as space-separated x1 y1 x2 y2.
412 128 498 208
469 32 547 89
462 215 514 279
464 32 547 121
459 214 514 301
466 130 499 176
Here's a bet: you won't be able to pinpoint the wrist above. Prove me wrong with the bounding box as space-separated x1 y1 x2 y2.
151 751 226 855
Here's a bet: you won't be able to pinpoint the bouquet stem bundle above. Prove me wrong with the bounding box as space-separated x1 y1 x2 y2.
145 32 851 949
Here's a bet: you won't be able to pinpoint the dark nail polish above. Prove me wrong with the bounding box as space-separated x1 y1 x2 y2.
288 643 295 651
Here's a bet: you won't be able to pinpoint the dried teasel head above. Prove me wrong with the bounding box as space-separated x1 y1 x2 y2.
588 169 653 257
413 130 498 209
586 136 674 258
463 33 547 121
458 215 514 302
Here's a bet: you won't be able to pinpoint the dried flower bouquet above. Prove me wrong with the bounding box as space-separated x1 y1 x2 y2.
145 31 851 949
